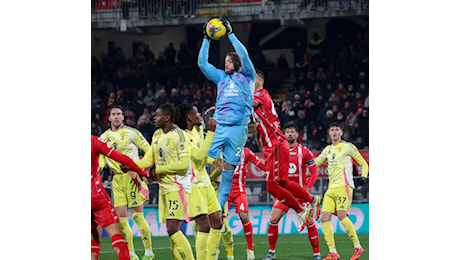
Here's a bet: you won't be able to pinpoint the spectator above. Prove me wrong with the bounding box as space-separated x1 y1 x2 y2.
277 54 291 80
169 88 181 107
91 121 102 136
103 174 113 199
156 88 169 105
355 136 366 150
143 89 156 107
164 42 177 67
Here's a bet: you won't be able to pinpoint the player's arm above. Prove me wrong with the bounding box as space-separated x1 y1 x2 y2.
198 35 224 84
227 30 256 79
136 144 155 170
132 128 151 153
304 148 318 189
314 147 328 167
209 158 224 181
247 149 266 172
252 91 263 108
349 143 369 179
156 131 191 175
191 119 216 161
96 138 148 176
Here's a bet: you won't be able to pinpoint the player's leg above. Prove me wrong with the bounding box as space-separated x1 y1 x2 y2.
336 187 364 260
91 220 101 260
320 188 340 260
233 192 254 260
194 214 210 259
105 222 131 260
220 200 234 260
167 219 195 259
264 200 286 260
305 215 321 259
113 174 137 259
206 185 223 260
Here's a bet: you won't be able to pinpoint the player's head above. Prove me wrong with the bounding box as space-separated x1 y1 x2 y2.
328 122 343 142
225 52 241 74
255 69 264 91
284 123 299 145
108 105 125 128
155 103 176 129
176 103 201 130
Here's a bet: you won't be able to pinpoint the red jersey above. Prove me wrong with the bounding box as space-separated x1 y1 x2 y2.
232 147 266 193
252 88 286 148
288 143 318 189
91 135 147 199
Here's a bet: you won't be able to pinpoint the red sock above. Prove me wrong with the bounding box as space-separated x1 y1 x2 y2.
281 180 314 203
267 221 279 251
111 233 130 260
267 182 303 213
91 239 100 260
307 222 320 254
243 221 254 250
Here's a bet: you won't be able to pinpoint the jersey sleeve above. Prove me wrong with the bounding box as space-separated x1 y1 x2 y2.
156 131 191 175
132 128 151 153
228 33 256 80
198 38 224 84
314 146 328 167
136 143 155 169
253 90 264 107
190 131 215 161
304 147 318 189
247 149 266 172
348 143 369 178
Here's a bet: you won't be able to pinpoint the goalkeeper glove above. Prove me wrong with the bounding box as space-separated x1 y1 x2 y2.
222 20 233 35
202 22 211 40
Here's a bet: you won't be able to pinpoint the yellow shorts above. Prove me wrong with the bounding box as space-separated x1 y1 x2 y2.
112 173 149 208
158 189 190 223
188 184 222 218
322 186 354 214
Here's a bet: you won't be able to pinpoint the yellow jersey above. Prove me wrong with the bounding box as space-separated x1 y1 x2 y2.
314 141 369 189
99 125 150 175
136 126 192 194
186 126 215 188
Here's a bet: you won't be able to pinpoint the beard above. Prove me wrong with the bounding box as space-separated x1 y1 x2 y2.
287 138 295 144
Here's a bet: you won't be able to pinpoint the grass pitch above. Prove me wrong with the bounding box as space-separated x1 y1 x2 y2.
98 233 369 259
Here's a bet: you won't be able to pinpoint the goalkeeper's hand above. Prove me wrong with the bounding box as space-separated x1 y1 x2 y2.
222 20 233 35
355 176 367 186
202 22 211 40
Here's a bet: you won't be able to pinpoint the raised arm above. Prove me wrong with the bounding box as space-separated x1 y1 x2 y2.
198 38 221 83
227 30 256 79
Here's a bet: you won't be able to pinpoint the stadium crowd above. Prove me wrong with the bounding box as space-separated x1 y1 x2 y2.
91 29 369 154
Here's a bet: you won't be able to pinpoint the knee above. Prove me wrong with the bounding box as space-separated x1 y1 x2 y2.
239 212 250 223
167 222 181 236
320 212 331 223
209 212 223 229
195 215 211 232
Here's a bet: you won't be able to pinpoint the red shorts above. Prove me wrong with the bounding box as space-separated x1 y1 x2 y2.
263 140 290 183
228 189 249 213
273 197 309 212
91 193 119 229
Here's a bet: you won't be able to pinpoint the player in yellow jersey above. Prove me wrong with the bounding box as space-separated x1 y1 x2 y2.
136 103 195 260
314 122 368 260
175 104 223 260
99 105 155 260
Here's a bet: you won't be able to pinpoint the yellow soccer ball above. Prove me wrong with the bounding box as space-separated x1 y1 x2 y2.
205 18 227 40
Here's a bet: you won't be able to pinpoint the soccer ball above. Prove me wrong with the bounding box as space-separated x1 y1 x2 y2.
205 18 227 40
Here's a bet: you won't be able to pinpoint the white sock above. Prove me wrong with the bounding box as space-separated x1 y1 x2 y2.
330 248 337 254
130 250 136 256
354 244 362 249
269 249 275 254
145 248 153 256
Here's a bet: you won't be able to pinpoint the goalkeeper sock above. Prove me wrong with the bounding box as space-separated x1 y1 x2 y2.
322 220 336 251
119 217 135 252
217 169 233 208
340 217 361 247
132 212 153 255
306 222 320 254
221 217 234 257
267 221 278 251
111 233 130 260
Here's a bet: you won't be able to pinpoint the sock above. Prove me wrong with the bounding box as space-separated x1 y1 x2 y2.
340 217 360 247
119 217 134 252
91 239 100 260
307 222 320 254
196 231 209 260
322 220 336 251
207 228 222 260
242 221 254 250
221 218 234 257
281 180 315 203
218 169 234 208
132 212 153 255
267 221 278 251
266 182 303 213
111 233 130 260
170 231 195 259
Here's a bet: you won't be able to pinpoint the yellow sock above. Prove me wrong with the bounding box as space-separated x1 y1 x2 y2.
340 217 360 247
132 212 153 253
170 231 195 260
207 228 222 260
196 231 209 260
322 220 335 251
221 218 234 257
119 217 134 252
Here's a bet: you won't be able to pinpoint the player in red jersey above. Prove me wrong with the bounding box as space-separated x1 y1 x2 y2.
227 146 266 259
91 135 148 260
263 123 321 260
251 69 321 233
